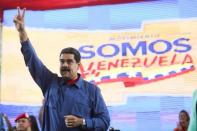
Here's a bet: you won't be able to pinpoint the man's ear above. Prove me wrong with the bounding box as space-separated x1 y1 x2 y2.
77 62 81 71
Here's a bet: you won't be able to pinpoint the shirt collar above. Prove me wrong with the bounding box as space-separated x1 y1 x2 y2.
59 73 83 89
75 75 83 88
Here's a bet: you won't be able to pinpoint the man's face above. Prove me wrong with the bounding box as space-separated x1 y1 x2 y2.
16 118 30 131
60 53 80 80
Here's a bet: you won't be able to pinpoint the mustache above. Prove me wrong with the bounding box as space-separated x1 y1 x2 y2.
61 67 70 72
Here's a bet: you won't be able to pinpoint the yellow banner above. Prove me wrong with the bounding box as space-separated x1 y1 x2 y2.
2 19 197 105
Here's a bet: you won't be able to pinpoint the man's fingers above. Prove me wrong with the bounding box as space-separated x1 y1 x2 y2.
13 17 17 23
68 119 75 123
65 121 74 128
64 115 79 128
17 7 26 18
22 8 26 18
13 17 22 24
17 7 21 16
13 16 19 23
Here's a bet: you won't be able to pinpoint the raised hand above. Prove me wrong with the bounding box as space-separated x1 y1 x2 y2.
13 7 26 32
13 7 28 42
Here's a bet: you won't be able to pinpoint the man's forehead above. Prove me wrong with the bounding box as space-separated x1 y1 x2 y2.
17 118 29 121
60 54 75 59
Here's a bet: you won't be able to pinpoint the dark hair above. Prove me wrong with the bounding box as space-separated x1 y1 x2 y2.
60 47 81 63
29 115 40 131
179 110 190 122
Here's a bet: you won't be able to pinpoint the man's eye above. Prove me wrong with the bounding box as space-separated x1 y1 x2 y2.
60 60 64 63
67 60 73 64
60 59 74 64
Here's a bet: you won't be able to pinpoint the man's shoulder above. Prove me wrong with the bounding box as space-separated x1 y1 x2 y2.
82 79 99 90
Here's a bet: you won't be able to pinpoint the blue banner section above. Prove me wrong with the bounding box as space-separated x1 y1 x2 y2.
3 0 197 29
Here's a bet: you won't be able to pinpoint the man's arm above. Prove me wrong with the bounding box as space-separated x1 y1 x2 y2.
85 86 110 131
13 7 54 94
63 85 110 130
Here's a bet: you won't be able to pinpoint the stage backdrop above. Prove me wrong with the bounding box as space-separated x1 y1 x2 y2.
1 18 197 105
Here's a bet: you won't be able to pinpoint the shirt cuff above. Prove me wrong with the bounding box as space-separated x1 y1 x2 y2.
85 118 92 129
20 39 29 45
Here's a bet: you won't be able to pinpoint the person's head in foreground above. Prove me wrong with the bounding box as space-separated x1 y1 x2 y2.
15 113 31 131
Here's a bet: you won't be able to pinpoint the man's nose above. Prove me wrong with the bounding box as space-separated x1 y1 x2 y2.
62 62 69 67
